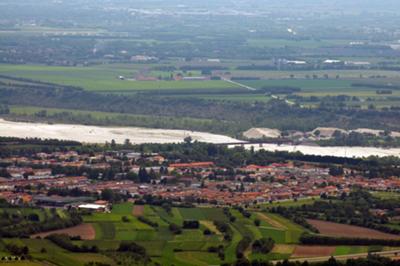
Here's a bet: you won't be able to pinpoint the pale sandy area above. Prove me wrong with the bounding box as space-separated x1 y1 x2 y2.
243 128 281 139
0 119 241 144
231 143 400 158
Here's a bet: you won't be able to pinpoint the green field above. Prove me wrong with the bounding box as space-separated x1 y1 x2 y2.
0 64 238 92
71 204 310 265
2 63 400 107
0 203 398 265
241 79 354 90
247 38 350 49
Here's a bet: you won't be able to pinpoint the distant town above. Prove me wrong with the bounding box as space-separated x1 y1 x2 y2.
1 149 399 210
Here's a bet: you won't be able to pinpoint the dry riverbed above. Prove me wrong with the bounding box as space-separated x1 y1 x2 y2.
0 119 241 144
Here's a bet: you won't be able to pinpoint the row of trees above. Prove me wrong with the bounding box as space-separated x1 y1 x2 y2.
225 255 400 266
46 234 99 253
300 234 400 246
0 208 82 238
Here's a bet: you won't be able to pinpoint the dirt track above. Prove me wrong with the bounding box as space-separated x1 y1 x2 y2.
257 213 287 230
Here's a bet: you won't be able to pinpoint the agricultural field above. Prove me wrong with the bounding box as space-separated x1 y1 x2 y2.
11 203 400 265
307 219 400 240
0 64 239 92
31 224 96 240
0 203 394 265
240 78 400 108
2 63 400 107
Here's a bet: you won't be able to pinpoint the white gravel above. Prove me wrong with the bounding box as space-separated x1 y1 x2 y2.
2 119 400 158
0 119 241 144
231 143 400 158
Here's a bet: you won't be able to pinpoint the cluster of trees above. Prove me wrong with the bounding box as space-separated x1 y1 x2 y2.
236 206 252 218
225 255 400 266
5 244 29 256
236 236 275 259
300 234 400 246
117 241 147 257
318 131 400 148
168 223 182 235
223 208 237 222
182 220 200 229
236 236 252 258
252 238 275 254
0 208 82 238
214 220 233 241
100 189 128 203
0 137 82 158
137 216 158 228
46 234 99 253
208 245 225 260
0 137 80 148
271 190 400 235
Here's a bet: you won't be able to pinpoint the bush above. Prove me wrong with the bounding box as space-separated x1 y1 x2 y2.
252 238 275 254
236 236 252 258
138 216 158 228
5 244 29 256
300 233 400 246
203 229 212 235
183 220 200 229
121 216 130 223
169 223 182 235
46 234 98 253
118 241 146 257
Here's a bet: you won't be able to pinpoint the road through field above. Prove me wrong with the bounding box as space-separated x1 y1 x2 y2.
221 77 257 91
257 212 287 230
222 78 296 105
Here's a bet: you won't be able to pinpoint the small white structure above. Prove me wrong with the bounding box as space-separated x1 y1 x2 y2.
323 59 342 64
285 60 307 65
78 203 109 212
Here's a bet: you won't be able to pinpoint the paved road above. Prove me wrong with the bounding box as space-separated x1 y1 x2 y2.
221 77 257 91
221 77 296 105
272 249 400 264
